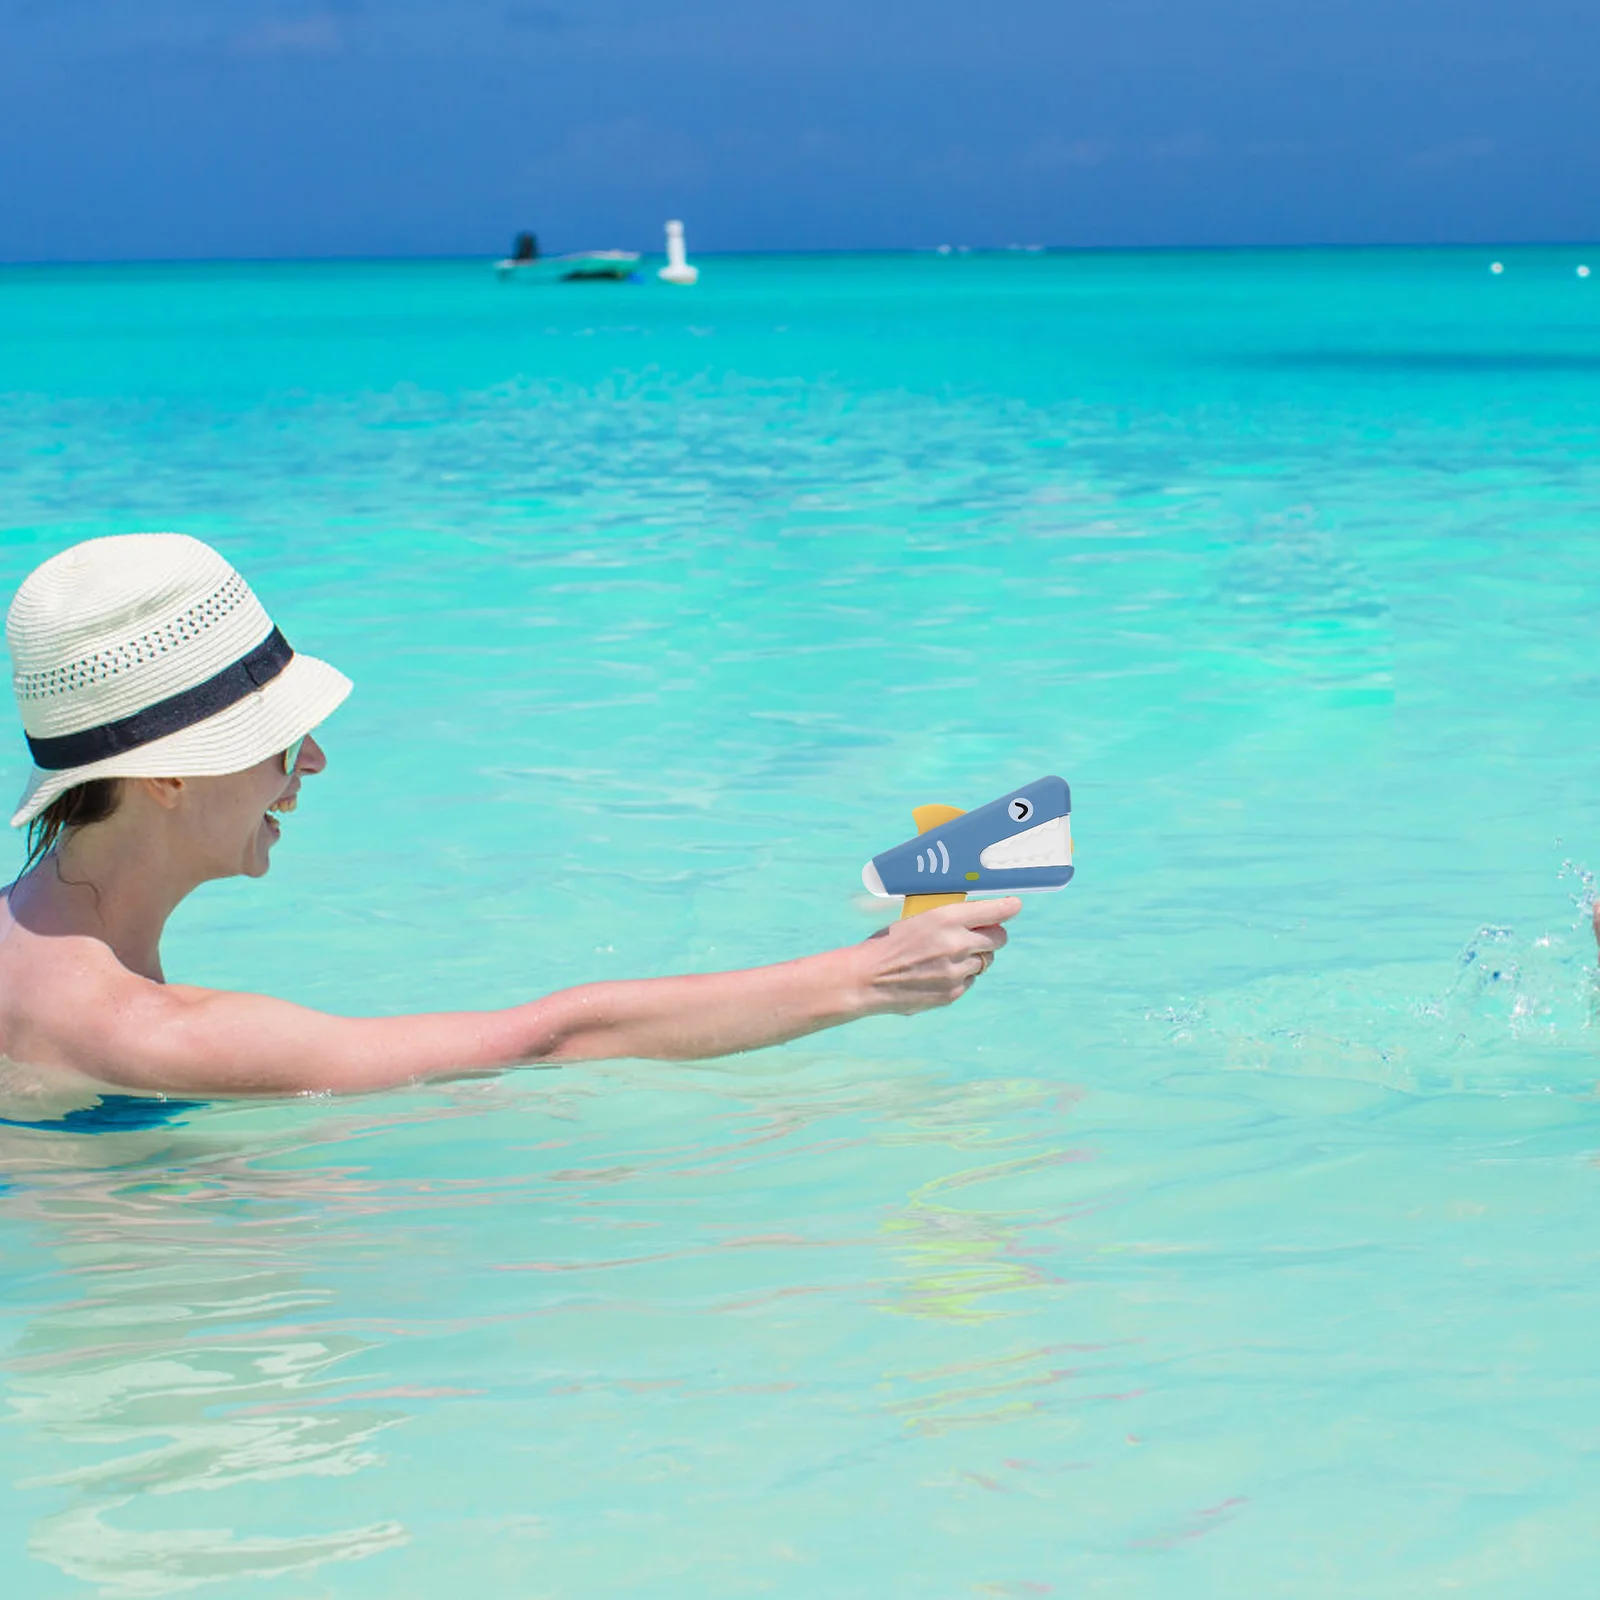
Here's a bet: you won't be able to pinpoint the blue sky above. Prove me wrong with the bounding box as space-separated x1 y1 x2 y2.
1 0 1595 259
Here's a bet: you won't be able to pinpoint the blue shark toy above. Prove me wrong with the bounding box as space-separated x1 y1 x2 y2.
862 776 1074 919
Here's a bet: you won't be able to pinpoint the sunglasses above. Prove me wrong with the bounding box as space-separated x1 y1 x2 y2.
280 735 308 777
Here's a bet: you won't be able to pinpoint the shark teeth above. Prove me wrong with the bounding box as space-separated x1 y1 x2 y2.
978 814 1071 870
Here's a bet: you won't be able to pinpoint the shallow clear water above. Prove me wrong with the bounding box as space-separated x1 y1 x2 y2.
2 247 1600 1595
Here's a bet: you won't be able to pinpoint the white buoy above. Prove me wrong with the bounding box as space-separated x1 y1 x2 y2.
1490 261 1504 274
659 220 698 285
1580 265 1592 279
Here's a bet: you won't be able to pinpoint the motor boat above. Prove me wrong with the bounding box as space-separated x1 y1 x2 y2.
495 232 640 282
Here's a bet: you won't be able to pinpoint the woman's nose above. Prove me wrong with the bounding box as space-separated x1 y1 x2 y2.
299 733 328 776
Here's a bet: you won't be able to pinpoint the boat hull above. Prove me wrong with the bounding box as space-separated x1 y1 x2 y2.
495 251 640 283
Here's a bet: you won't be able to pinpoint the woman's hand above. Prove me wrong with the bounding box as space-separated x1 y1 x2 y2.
856 898 1022 1015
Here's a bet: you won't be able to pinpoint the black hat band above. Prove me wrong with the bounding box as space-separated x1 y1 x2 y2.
25 628 294 772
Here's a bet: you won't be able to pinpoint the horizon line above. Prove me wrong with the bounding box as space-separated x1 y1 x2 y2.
2 238 1599 270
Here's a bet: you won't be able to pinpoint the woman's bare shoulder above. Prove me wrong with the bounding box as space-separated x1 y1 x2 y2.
0 909 159 1074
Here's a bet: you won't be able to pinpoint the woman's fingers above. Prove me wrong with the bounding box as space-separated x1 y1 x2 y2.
935 903 1015 962
952 896 1023 927
859 897 1023 1014
928 901 1020 997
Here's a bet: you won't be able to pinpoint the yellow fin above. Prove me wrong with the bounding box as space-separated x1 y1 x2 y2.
912 804 965 834
903 803 968 918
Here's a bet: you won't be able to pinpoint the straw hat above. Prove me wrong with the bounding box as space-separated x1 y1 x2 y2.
7 534 352 828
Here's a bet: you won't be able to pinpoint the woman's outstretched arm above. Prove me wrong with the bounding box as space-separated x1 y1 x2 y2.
35 899 1020 1096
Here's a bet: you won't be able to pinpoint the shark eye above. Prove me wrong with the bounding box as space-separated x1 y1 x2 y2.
1008 797 1034 822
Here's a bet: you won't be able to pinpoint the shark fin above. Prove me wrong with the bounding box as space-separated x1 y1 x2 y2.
902 804 969 919
912 804 966 835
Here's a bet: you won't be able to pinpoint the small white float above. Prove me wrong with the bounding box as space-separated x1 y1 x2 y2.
658 220 699 285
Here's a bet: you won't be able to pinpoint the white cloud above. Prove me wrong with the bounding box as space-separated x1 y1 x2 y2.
524 118 708 188
1026 137 1115 172
230 14 344 58
1145 131 1216 164
1408 137 1496 171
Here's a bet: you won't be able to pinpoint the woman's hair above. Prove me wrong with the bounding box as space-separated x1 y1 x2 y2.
22 778 122 873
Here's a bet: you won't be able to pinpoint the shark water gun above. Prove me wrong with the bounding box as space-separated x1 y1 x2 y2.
862 775 1074 918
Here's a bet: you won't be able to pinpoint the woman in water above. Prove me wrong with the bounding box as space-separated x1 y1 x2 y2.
0 535 1017 1098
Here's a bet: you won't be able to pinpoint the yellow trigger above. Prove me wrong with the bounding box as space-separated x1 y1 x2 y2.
902 804 968 919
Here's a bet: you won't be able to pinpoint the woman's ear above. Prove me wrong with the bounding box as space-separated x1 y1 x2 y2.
135 776 186 811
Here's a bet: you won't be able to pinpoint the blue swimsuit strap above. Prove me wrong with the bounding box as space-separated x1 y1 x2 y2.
0 1095 206 1133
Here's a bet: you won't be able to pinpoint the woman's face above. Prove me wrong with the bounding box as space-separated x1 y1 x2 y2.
179 734 326 881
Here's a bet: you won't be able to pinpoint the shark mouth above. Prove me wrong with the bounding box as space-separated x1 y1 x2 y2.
978 813 1071 871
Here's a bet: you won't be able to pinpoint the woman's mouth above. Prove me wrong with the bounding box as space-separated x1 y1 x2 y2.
264 793 297 836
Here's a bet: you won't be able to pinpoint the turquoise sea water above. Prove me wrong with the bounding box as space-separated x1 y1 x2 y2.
2 247 1600 1595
